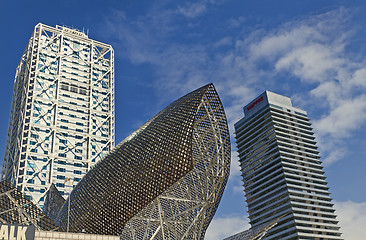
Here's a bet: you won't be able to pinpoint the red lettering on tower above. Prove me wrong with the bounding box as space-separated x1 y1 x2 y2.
246 96 264 111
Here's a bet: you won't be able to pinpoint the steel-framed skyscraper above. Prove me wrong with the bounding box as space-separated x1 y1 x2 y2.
1 23 115 209
234 91 342 239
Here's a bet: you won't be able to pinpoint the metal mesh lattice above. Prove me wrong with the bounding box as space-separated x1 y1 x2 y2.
121 85 230 239
0 180 58 231
55 84 230 238
43 183 65 221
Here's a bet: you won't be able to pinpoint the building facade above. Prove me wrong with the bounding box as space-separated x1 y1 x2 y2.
1 23 115 209
234 91 342 239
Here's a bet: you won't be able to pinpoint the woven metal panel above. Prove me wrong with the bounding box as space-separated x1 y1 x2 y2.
121 84 231 239
0 180 58 231
43 183 65 221
56 84 230 238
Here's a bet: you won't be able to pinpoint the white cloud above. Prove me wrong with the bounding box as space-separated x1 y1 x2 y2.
334 201 366 240
310 81 342 108
227 16 246 29
205 216 250 240
351 68 366 87
230 150 240 177
275 44 345 83
231 180 244 194
214 37 232 48
248 25 325 63
321 146 347 166
238 8 366 164
177 2 207 18
313 95 366 138
103 3 366 168
101 5 366 239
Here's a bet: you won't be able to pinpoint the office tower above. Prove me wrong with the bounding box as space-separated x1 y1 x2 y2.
234 91 342 239
1 23 115 209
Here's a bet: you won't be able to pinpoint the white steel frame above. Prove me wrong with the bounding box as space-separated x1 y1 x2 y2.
1 23 115 209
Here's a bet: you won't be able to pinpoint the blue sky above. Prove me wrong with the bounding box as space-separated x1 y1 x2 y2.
1 0 366 239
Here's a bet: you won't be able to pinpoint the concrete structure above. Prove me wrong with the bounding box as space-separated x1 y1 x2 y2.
34 231 119 240
223 217 280 240
1 23 115 209
234 91 342 239
0 179 117 240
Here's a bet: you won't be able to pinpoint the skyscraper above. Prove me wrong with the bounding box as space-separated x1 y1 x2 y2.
1 23 115 209
234 91 342 239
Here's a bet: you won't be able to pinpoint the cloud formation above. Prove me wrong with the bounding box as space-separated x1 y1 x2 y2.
205 215 250 240
103 6 366 165
177 2 207 18
238 8 366 164
335 201 366 240
101 3 365 238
